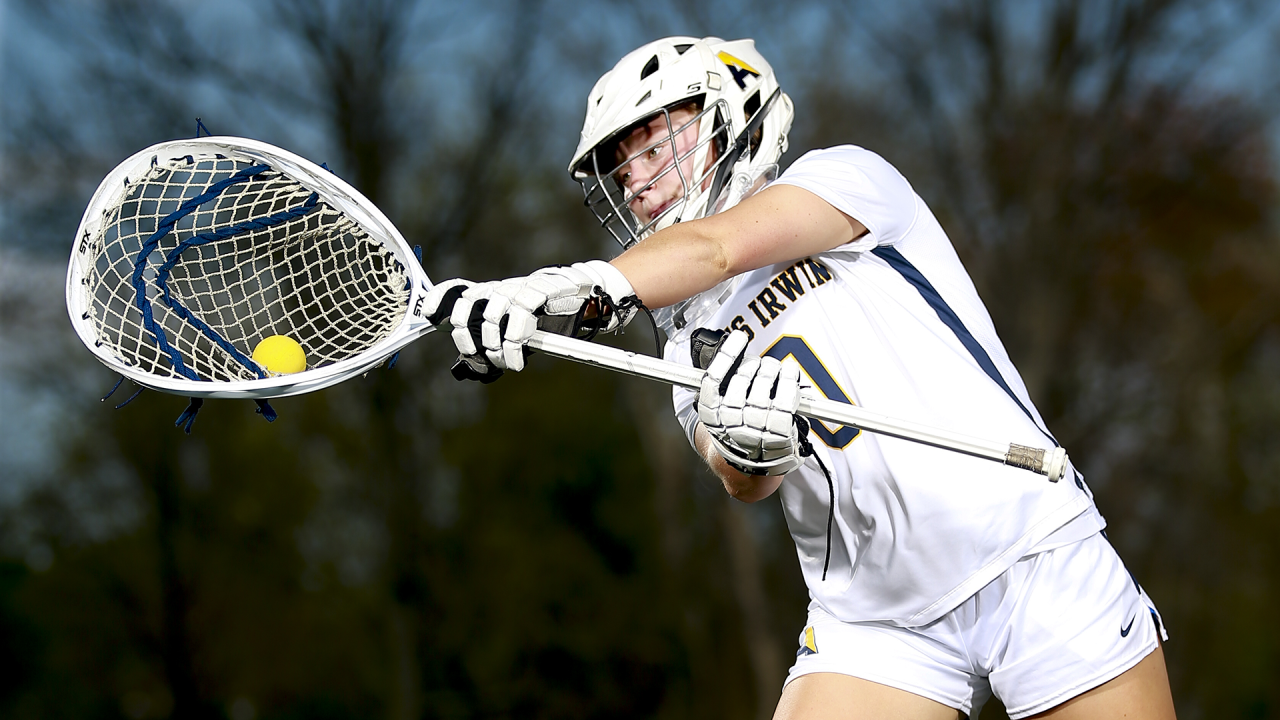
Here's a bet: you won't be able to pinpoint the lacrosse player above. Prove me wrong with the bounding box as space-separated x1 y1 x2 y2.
425 36 1175 719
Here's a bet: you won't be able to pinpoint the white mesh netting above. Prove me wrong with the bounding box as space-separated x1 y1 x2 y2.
81 154 409 383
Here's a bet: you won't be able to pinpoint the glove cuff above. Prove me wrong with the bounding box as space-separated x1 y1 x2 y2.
572 260 638 331
573 260 635 300
706 430 805 477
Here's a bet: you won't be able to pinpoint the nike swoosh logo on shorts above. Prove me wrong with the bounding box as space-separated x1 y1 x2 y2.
1120 615 1136 637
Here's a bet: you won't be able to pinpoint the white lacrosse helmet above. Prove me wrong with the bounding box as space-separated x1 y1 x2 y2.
568 37 795 340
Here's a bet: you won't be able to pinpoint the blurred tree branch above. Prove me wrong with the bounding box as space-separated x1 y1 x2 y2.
2 1 1278 718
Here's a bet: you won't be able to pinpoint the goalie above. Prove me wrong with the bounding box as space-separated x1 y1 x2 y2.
425 36 1174 719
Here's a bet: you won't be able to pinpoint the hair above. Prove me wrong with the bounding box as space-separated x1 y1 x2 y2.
600 98 706 169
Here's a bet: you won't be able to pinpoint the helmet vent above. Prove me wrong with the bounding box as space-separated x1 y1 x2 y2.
636 90 652 106
674 44 693 55
640 55 659 80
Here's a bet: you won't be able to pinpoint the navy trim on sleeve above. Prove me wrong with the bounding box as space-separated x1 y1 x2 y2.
870 246 1058 447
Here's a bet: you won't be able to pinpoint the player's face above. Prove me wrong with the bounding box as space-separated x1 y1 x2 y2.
612 106 711 225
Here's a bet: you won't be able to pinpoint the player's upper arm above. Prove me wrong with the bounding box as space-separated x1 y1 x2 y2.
770 146 919 251
697 183 867 277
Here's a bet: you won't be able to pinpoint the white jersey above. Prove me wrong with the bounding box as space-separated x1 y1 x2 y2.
670 146 1104 627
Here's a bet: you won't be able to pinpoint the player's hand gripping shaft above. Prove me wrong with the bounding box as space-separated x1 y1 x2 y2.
698 330 808 476
422 260 638 376
422 278 506 383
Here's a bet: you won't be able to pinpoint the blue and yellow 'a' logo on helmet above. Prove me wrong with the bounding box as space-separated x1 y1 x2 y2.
796 626 819 656
717 51 761 90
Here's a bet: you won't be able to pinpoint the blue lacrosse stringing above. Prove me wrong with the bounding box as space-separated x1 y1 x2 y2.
101 376 126 401
132 164 272 378
131 163 321 381
175 397 204 433
172 397 276 435
153 191 322 379
114 383 146 409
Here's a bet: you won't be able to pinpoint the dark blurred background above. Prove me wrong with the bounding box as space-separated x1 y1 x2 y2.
1 1 1278 718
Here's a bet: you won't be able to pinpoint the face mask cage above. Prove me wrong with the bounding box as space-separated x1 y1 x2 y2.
573 88 786 342
577 100 731 251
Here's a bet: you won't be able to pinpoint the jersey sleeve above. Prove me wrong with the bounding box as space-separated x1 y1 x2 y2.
666 338 702 451
674 384 699 451
771 145 920 254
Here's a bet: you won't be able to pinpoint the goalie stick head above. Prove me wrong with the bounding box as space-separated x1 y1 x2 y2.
66 137 435 400
568 36 794 341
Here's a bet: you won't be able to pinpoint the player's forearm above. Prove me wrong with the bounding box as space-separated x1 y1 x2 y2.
608 186 796 308
694 423 784 503
609 185 865 310
610 221 733 310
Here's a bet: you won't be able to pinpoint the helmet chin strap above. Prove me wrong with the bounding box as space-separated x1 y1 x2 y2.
705 87 783 217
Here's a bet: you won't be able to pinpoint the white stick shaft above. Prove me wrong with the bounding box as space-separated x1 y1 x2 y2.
525 330 1067 481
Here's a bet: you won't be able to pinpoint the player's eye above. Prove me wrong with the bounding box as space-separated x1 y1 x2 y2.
648 145 663 160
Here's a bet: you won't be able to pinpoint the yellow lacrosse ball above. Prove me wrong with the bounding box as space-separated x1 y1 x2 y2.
252 335 307 374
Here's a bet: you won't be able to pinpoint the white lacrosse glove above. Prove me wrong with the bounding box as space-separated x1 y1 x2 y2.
473 260 637 372
422 261 637 375
423 278 507 383
697 330 808 476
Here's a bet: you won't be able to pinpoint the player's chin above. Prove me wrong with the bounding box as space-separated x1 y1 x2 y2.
629 204 655 226
637 199 677 226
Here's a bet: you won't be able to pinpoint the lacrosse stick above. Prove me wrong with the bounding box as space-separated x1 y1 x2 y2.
524 333 1066 481
66 136 1066 480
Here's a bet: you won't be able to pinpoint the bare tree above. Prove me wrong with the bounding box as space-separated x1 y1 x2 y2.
793 1 1280 715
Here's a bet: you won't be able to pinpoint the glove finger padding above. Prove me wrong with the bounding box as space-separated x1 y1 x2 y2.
421 278 508 384
531 262 638 332
697 330 807 476
527 268 596 315
481 274 578 372
473 260 638 372
423 278 472 326
448 282 497 357
427 262 637 375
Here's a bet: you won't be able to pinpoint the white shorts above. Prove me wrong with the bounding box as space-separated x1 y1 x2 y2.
785 532 1167 719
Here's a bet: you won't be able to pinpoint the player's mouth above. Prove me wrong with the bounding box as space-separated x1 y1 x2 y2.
649 196 680 222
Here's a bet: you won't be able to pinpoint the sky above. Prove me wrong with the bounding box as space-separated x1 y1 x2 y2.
0 0 1277 499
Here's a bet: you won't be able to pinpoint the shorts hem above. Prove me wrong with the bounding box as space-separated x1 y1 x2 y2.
905 497 1097 626
786 662 972 717
1002 640 1159 719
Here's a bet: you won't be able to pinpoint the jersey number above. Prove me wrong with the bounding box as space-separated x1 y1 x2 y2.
763 337 860 449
